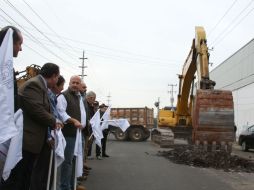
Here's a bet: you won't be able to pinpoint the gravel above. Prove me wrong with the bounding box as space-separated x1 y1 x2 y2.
158 145 254 172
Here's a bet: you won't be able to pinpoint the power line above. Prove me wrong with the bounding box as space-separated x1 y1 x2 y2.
36 0 179 63
208 0 238 37
64 38 179 63
85 58 107 95
21 34 179 66
210 0 254 46
23 44 49 60
21 0 79 60
212 6 254 47
0 14 179 68
85 51 180 68
3 0 77 63
0 11 177 64
0 2 179 66
14 23 178 63
0 9 78 75
1 26 178 68
3 0 61 49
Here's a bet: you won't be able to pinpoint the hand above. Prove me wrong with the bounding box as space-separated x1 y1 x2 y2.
73 119 82 129
47 138 55 149
55 122 63 129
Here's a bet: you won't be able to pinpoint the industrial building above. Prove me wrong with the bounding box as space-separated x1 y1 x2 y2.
210 39 254 137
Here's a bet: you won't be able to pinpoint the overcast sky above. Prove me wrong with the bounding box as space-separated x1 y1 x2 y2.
0 0 253 109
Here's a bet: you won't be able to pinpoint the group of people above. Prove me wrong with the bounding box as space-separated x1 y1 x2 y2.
0 26 110 190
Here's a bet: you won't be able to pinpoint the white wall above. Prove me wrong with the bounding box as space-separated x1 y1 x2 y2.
233 82 254 137
210 39 254 138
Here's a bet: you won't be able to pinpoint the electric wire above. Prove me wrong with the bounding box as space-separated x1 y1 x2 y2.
210 0 254 47
212 6 254 47
21 0 79 59
0 9 78 75
208 0 238 37
3 0 78 63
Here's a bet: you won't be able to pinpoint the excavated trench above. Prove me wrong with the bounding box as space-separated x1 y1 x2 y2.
158 144 254 173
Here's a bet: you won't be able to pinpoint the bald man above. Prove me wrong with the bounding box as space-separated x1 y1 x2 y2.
57 76 88 190
80 81 87 100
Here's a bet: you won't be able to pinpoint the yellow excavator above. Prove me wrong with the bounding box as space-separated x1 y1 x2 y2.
16 64 41 88
152 26 234 152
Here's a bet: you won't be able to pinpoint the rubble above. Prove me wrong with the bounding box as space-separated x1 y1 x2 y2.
158 145 254 173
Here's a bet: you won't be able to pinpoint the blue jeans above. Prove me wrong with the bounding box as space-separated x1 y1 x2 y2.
60 137 76 190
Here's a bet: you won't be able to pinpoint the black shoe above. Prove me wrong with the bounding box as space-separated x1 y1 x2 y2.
84 165 92 170
102 154 109 157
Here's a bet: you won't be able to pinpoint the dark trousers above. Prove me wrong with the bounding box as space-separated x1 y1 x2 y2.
87 139 102 157
87 138 93 157
1 143 52 190
30 142 52 190
102 130 108 155
96 130 109 156
96 144 101 156
1 150 36 190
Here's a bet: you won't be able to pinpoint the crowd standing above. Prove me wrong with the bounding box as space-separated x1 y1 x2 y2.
0 26 111 190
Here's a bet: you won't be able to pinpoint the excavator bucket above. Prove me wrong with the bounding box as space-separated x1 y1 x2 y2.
192 89 235 151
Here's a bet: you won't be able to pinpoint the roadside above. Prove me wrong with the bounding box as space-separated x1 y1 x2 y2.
157 139 254 172
232 143 254 161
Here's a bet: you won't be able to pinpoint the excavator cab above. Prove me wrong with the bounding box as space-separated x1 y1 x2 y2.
158 108 177 127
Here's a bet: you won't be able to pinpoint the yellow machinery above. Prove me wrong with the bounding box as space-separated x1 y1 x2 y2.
16 64 41 88
152 27 234 151
158 108 177 127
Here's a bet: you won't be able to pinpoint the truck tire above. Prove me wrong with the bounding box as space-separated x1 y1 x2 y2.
115 128 128 141
129 127 144 142
143 131 150 140
142 129 150 141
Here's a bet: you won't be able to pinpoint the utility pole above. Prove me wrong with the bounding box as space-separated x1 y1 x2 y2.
79 50 88 80
106 92 111 106
168 84 177 109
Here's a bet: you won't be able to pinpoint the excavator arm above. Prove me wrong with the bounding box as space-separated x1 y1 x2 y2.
152 27 234 151
176 26 215 125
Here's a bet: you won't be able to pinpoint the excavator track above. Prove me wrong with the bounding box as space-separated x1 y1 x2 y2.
151 128 174 148
151 126 192 148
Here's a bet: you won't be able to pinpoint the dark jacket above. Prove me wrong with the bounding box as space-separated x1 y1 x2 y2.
83 101 95 136
14 70 19 112
18 75 56 154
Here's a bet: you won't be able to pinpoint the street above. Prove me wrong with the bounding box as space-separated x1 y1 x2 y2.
84 135 254 190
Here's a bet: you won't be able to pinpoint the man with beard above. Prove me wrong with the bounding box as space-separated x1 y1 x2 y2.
57 75 87 190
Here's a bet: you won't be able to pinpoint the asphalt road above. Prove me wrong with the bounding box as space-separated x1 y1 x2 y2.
232 144 254 161
84 135 254 190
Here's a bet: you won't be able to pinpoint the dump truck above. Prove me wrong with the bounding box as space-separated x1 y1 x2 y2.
109 107 154 141
152 26 235 152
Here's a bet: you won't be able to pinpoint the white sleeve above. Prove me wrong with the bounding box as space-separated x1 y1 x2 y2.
56 94 71 123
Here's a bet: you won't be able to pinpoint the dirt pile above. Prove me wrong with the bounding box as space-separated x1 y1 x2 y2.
158 145 254 172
